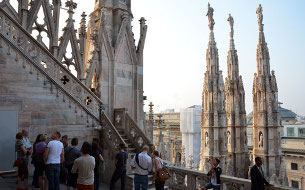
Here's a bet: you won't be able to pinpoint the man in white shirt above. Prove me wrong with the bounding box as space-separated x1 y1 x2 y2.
130 145 152 190
44 131 64 190
72 142 95 190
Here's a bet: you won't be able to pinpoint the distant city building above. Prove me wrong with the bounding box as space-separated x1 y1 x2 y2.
247 104 304 145
281 137 305 189
147 110 182 164
180 105 201 169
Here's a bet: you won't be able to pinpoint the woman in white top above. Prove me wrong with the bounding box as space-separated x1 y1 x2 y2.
152 151 165 190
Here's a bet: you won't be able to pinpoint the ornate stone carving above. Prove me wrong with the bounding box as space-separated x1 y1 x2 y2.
227 130 231 145
115 114 121 124
227 14 234 33
259 131 263 148
200 3 227 172
205 132 209 147
225 13 249 178
256 4 263 31
206 3 215 30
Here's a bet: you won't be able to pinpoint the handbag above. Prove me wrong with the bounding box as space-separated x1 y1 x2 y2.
157 166 171 181
13 159 24 167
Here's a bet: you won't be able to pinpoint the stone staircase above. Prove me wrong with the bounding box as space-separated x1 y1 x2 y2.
0 6 129 148
0 5 156 188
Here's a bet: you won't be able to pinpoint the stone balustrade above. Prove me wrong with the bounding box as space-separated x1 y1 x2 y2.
0 7 102 120
164 161 293 190
125 112 154 151
101 111 127 152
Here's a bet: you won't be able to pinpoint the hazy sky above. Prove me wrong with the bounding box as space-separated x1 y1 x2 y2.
8 0 305 116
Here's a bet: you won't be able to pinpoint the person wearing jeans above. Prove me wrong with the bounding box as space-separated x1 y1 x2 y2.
46 164 61 190
201 159 222 190
130 145 152 190
44 131 64 190
134 175 149 190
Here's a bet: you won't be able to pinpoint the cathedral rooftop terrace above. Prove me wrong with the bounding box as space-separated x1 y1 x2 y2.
164 161 293 190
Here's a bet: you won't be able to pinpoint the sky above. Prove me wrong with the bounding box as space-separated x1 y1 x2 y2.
131 0 305 115
7 0 305 116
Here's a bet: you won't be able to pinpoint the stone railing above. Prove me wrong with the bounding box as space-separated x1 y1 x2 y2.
125 112 154 152
0 7 102 121
164 161 293 190
100 111 127 152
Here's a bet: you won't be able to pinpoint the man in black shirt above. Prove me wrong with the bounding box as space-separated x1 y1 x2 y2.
110 143 128 190
250 157 272 190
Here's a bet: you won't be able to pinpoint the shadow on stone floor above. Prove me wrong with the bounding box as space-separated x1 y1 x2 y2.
0 173 110 190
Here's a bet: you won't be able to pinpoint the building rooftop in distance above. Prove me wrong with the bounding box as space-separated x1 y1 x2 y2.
247 105 298 125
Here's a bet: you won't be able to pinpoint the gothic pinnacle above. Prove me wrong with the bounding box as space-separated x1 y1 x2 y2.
79 12 87 37
227 14 235 50
65 0 77 21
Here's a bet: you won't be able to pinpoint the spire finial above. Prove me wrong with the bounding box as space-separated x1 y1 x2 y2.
65 0 77 20
139 17 147 25
227 14 235 50
79 12 87 37
149 102 154 113
256 4 263 31
228 14 234 35
148 102 154 122
206 3 215 30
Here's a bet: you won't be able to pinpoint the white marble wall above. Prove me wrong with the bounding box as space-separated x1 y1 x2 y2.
180 106 202 167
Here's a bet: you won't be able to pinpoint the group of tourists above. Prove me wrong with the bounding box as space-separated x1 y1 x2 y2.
14 130 168 190
14 129 271 190
14 130 105 190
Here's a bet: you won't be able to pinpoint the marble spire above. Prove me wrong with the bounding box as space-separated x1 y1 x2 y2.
200 3 227 173
225 14 249 178
148 102 154 142
252 4 282 183
156 114 166 159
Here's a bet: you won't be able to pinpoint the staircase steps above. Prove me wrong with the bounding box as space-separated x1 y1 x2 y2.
126 173 169 190
115 129 137 153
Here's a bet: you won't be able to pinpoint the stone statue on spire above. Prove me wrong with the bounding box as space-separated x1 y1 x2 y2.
256 4 263 31
206 3 215 30
227 14 234 34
